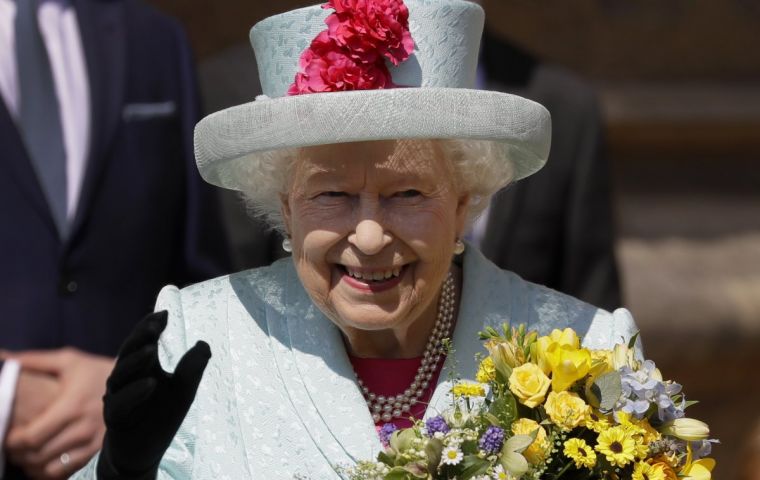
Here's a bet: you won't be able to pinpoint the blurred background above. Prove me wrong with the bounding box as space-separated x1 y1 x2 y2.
147 0 760 478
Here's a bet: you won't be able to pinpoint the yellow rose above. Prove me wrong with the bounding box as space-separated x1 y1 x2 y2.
544 391 590 431
511 418 549 464
508 363 551 408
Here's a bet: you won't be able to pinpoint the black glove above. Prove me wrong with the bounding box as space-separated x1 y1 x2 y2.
97 311 211 480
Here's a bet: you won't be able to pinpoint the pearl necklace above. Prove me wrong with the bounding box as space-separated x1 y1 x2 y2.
355 272 456 423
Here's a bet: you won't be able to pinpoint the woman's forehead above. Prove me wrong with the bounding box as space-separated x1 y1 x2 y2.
295 139 449 179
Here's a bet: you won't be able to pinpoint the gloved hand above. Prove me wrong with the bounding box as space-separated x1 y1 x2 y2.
96 311 211 480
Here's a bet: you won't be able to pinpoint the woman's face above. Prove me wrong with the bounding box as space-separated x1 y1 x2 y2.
282 139 468 337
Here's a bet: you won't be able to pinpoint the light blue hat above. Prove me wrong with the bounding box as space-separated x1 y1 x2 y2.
194 0 551 191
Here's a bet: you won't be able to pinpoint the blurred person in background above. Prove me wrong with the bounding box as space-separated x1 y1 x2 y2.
471 9 621 311
0 0 230 478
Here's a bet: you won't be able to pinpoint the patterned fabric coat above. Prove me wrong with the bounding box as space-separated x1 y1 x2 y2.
74 247 640 479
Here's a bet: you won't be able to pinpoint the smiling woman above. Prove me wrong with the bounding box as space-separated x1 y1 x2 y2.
72 1 642 479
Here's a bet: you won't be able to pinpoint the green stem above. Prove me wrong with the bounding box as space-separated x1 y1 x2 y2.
553 461 573 479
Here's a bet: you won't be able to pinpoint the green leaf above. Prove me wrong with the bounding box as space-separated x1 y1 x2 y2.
424 438 443 472
389 429 417 454
378 451 396 467
503 434 534 454
627 331 640 349
683 399 700 409
402 463 429 478
500 451 529 476
591 371 623 411
459 455 491 479
488 392 517 428
385 467 413 480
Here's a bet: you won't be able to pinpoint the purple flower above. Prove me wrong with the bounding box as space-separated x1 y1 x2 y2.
425 416 450 436
379 423 397 447
479 426 505 454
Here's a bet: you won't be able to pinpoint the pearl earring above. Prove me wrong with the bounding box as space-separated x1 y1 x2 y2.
282 237 293 253
454 239 465 255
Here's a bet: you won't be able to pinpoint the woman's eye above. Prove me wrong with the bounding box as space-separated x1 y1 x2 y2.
394 190 421 198
320 191 347 198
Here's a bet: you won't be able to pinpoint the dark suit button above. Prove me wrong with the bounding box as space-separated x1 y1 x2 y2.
65 281 78 294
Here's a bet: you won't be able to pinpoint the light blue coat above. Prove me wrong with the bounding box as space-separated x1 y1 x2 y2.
74 248 640 479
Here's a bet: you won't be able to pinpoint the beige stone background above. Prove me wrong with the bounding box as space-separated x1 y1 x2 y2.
149 1 760 478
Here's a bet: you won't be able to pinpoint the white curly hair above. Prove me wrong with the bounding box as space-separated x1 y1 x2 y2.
234 139 515 234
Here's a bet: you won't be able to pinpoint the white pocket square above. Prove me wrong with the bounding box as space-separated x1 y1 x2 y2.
122 101 177 121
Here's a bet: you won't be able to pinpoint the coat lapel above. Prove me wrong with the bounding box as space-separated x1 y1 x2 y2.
67 0 126 244
268 262 382 470
0 101 59 238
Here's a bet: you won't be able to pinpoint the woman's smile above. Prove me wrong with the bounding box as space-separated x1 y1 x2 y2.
336 263 411 293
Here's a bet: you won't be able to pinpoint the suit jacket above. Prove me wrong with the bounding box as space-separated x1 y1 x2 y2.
0 0 229 356
73 248 640 479
479 32 622 311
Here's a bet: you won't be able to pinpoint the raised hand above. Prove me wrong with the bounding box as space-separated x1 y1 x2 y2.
96 311 211 480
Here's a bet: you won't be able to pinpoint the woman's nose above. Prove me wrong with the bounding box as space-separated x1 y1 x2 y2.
348 218 392 255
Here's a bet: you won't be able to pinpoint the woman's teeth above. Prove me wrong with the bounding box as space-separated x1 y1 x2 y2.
344 267 401 282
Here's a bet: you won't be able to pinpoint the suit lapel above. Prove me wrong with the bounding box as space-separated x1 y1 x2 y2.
67 0 126 244
269 263 382 469
0 101 59 238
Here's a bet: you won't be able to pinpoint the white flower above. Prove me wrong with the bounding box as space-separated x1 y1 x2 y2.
491 464 516 480
441 446 464 466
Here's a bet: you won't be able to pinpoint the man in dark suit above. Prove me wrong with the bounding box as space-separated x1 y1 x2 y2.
476 29 622 310
0 0 229 477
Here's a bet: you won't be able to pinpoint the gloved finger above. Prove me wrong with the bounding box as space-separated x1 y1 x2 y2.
104 377 157 427
117 311 168 358
171 341 211 402
106 344 159 394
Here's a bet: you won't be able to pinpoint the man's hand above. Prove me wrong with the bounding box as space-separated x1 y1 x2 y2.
3 348 115 479
9 369 60 429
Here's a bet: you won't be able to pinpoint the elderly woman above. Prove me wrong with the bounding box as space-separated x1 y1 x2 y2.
74 0 639 479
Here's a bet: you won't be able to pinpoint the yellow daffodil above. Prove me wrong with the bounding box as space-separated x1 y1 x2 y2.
544 391 590 431
511 418 549 465
595 426 637 467
680 443 716 480
508 363 551 408
549 345 592 392
563 438 596 469
532 328 580 374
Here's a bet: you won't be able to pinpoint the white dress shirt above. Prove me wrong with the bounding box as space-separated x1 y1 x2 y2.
0 0 90 221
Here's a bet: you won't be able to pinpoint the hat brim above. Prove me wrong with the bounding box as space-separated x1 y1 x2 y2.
194 87 551 190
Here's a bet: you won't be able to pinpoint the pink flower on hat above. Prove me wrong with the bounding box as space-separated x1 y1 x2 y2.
288 0 414 95
325 0 415 66
287 32 394 95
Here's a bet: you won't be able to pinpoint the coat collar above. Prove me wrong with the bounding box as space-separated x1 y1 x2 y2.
266 247 520 468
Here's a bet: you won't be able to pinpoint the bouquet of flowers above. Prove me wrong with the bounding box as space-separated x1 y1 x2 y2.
343 324 717 480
